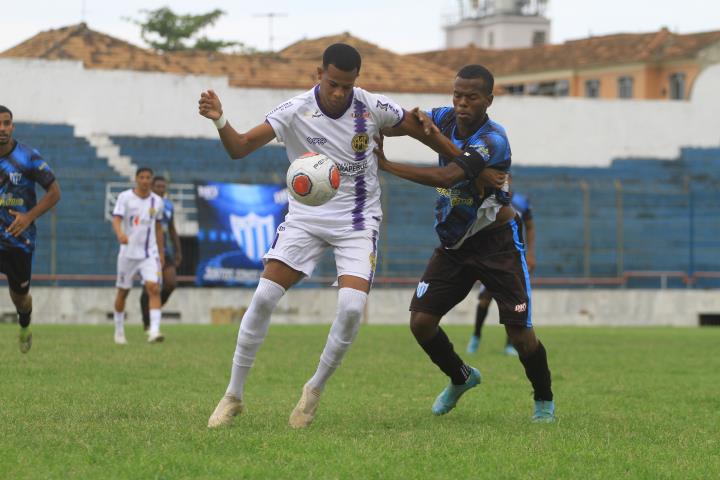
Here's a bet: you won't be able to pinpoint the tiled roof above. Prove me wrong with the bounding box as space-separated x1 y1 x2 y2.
0 24 456 93
410 29 720 76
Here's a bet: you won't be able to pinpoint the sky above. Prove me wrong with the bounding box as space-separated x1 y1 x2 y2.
1 0 718 54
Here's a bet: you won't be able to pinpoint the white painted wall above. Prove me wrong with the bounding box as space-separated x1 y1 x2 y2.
3 287 717 326
2 58 719 167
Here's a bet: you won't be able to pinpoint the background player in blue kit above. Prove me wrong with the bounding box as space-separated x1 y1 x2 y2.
0 105 61 353
468 181 536 356
140 176 182 332
376 65 555 422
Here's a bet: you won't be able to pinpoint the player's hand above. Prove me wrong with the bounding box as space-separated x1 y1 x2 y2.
373 135 390 171
7 210 32 237
526 251 536 274
411 107 439 136
198 89 223 120
476 168 508 189
117 233 129 244
174 253 183 267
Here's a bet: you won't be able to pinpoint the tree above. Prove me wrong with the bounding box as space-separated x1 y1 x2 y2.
129 7 245 52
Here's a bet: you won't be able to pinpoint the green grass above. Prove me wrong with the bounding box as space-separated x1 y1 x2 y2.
1 324 719 479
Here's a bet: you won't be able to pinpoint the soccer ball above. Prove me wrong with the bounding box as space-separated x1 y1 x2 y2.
286 152 341 206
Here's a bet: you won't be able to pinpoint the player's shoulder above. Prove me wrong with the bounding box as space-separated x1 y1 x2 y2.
266 88 314 117
429 106 455 126
9 142 40 163
354 87 399 112
117 189 133 199
150 192 164 204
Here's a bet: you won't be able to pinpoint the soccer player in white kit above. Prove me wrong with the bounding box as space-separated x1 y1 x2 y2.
111 167 165 344
199 43 462 429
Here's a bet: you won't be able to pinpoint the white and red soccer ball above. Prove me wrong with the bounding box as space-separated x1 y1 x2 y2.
286 152 341 206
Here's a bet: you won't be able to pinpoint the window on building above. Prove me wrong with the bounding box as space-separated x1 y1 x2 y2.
669 72 686 100
503 84 525 95
585 79 600 98
488 31 494 48
618 76 634 99
527 81 568 97
554 80 569 97
532 31 546 46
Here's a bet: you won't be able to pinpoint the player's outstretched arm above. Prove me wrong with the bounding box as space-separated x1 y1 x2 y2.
198 89 276 159
373 135 464 188
392 108 462 158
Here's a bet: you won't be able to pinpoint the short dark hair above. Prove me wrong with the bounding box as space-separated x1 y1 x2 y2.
0 105 13 119
136 167 153 177
457 65 494 96
322 43 361 74
152 175 166 184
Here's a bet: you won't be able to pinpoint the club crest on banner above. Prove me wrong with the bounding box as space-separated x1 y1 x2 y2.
230 212 276 262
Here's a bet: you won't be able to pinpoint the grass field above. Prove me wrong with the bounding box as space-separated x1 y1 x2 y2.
1 324 719 479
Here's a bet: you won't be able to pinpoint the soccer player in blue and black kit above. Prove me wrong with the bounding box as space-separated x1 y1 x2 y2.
0 105 61 353
468 182 536 356
140 176 182 332
376 65 555 422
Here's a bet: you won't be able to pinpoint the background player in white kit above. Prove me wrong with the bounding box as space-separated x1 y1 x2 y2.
199 43 467 429
111 167 165 344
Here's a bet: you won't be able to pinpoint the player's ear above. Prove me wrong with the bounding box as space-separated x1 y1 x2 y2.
316 67 324 81
486 94 494 107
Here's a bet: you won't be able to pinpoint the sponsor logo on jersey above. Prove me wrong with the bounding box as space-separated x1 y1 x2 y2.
337 160 368 175
9 172 22 184
352 111 370 119
514 302 527 313
351 133 369 152
267 101 293 115
376 100 400 117
306 136 328 145
416 281 429 298
38 162 50 171
0 195 24 207
469 145 490 159
369 251 377 272
435 187 474 206
303 109 324 118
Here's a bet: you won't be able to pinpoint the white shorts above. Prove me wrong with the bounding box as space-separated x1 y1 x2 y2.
116 255 162 289
263 220 379 281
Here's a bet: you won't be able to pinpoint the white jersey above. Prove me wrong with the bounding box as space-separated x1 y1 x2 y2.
266 86 404 232
112 189 164 259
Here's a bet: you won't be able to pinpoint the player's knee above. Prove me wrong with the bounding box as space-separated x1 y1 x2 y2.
145 282 161 296
410 312 437 342
507 326 537 356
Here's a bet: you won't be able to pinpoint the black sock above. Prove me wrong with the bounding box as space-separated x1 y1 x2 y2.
160 288 172 306
420 328 471 385
519 341 553 401
140 289 150 330
474 303 489 337
18 310 31 328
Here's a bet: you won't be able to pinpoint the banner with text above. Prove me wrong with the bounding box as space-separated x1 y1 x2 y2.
195 182 288 286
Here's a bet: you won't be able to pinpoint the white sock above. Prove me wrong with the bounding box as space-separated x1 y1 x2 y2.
307 288 367 392
150 309 161 335
226 278 286 399
114 311 125 335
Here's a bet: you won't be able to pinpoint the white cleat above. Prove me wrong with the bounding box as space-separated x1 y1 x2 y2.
114 332 128 345
289 384 322 429
208 394 244 428
148 332 165 343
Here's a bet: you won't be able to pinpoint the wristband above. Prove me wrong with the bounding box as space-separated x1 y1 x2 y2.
213 113 227 129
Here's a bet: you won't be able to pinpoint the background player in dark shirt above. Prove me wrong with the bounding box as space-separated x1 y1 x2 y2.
140 176 182 332
376 65 554 422
468 181 536 356
0 105 61 353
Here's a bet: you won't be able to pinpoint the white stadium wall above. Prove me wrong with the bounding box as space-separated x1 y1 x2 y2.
2 58 720 167
13 287 720 327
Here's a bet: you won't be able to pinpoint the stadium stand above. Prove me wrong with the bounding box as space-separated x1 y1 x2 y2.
13 124 720 287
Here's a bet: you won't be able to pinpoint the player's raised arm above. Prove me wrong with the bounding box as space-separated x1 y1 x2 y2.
198 89 276 159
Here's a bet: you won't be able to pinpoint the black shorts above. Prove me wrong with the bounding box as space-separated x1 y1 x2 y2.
0 248 33 295
410 217 532 327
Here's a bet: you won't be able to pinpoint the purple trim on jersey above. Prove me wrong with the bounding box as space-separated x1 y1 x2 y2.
144 196 155 258
368 230 378 285
314 85 354 120
392 109 406 128
351 99 369 230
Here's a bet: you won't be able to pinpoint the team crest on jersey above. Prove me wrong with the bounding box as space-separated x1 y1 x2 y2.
351 133 369 153
9 172 22 184
149 207 157 217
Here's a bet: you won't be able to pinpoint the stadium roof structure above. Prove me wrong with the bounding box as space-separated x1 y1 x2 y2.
0 24 456 93
410 28 720 76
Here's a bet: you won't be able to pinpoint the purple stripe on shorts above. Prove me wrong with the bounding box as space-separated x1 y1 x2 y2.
352 99 368 230
368 229 378 285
